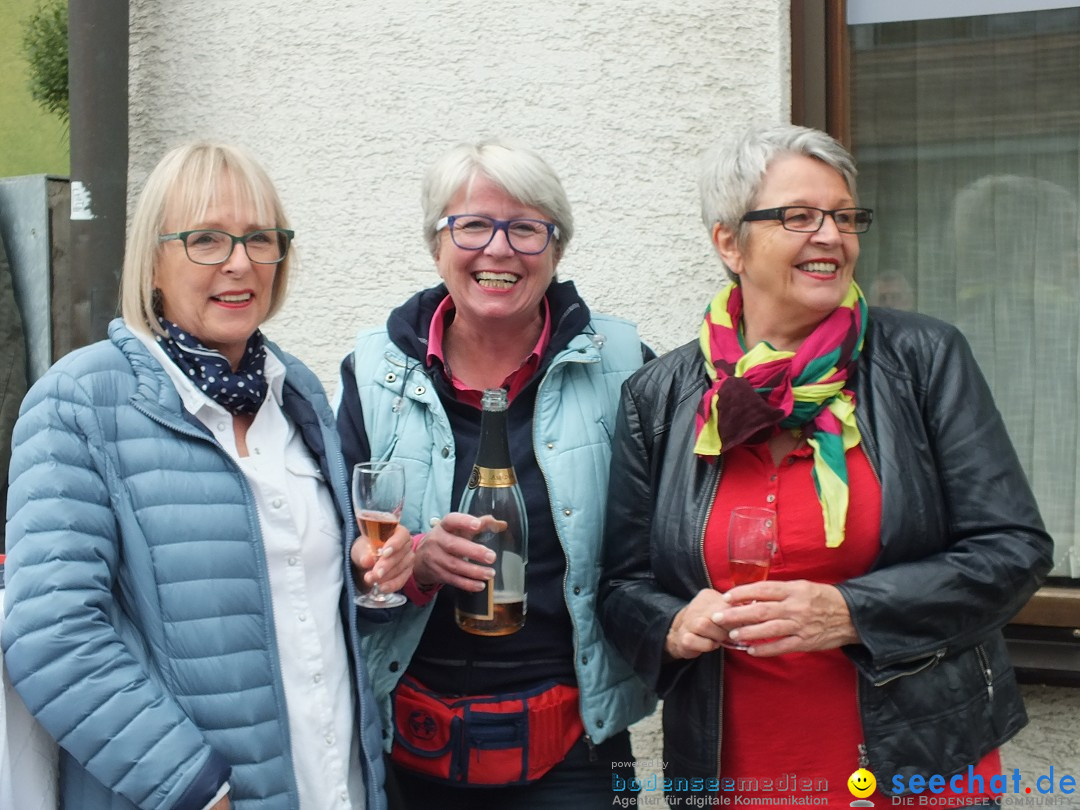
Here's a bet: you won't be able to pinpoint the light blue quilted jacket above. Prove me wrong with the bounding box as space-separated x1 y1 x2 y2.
347 314 658 750
2 319 386 810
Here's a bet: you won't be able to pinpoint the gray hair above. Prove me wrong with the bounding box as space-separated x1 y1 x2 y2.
121 141 292 336
420 139 574 260
699 125 858 279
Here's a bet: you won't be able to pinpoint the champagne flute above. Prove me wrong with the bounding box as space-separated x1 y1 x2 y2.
722 506 776 650
352 461 407 608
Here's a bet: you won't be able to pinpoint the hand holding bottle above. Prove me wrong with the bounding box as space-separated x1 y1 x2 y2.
454 388 528 636
413 512 503 592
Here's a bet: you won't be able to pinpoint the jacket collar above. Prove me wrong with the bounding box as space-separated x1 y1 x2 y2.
385 280 593 369
111 318 188 417
110 318 317 430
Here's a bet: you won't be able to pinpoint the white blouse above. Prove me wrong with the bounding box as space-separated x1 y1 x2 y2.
135 328 363 810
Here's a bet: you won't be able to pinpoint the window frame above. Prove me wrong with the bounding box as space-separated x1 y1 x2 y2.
790 0 1080 667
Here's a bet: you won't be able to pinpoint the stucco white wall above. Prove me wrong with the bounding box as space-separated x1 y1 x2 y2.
129 0 789 388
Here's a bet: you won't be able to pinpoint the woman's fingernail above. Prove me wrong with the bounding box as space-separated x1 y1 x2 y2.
711 611 724 623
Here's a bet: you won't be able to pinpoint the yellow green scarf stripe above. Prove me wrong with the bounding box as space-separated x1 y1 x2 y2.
694 282 868 547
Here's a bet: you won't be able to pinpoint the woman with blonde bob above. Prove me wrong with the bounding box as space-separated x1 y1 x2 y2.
3 141 409 809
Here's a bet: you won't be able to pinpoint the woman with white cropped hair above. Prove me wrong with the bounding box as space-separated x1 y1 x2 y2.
598 124 1053 805
337 138 656 808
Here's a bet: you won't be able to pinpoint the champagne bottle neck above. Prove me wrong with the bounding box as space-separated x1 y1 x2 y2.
473 407 513 471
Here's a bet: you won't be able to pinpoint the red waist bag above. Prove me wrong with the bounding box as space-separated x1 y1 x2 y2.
390 674 584 785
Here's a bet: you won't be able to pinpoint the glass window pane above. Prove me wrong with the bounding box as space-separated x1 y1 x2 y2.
851 7 1080 578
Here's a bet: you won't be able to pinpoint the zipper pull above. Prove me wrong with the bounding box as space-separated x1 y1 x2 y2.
976 644 994 701
858 742 869 769
585 735 598 763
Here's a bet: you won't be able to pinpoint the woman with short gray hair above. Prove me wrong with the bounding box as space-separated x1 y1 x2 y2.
599 124 1051 806
337 138 655 809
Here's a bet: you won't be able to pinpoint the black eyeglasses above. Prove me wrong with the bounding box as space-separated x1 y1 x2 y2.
158 228 295 265
741 206 874 234
436 214 560 255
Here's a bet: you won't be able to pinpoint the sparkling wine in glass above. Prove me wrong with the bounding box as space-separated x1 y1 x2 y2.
352 461 407 608
723 506 776 650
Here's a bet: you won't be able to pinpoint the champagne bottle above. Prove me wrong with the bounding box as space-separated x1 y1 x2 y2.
455 388 528 636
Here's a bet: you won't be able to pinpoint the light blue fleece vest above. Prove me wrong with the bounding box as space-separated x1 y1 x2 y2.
351 314 657 748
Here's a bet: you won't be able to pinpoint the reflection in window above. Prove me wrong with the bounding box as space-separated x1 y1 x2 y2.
850 8 1080 577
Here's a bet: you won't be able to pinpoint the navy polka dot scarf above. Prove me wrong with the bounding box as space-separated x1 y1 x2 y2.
154 317 269 415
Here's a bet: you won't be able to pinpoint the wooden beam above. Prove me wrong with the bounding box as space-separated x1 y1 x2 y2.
1011 586 1080 629
824 0 851 147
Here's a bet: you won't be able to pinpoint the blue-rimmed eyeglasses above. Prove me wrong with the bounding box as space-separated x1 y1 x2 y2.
158 228 295 265
436 214 560 255
741 206 874 234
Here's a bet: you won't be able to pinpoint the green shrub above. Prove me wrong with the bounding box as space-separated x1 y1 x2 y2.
22 0 68 124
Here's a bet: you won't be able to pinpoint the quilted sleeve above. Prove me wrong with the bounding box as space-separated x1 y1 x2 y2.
2 368 230 810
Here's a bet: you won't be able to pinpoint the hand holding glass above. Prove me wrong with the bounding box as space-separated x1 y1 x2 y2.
352 461 407 608
722 506 776 650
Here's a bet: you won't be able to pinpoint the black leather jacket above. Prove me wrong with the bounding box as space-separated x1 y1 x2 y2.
598 308 1053 794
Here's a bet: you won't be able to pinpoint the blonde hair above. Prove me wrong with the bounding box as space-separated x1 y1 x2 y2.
121 141 293 335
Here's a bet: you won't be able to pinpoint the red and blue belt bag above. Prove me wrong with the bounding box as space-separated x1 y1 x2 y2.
389 675 584 785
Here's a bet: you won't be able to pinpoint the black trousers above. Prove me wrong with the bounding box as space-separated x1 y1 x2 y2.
387 730 637 810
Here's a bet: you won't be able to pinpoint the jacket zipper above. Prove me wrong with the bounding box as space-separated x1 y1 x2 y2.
975 642 994 701
533 340 601 737
698 459 722 591
697 458 723 774
872 648 946 686
856 674 870 778
851 410 885 762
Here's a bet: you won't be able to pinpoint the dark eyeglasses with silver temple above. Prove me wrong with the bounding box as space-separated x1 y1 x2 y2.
741 206 874 234
158 228 295 265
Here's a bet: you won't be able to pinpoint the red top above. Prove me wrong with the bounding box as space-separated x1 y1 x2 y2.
425 294 551 407
704 438 1000 806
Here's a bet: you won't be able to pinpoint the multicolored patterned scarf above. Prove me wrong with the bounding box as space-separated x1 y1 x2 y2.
694 282 868 547
155 317 269 415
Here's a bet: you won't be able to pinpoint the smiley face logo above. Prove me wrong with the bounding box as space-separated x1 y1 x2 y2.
847 767 876 799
